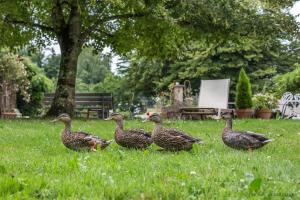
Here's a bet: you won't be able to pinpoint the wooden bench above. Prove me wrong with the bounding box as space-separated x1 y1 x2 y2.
179 107 217 120
43 93 114 119
1 112 17 119
179 107 235 120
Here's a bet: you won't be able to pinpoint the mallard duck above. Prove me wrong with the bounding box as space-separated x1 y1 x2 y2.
105 113 152 149
222 112 272 150
52 113 112 151
147 113 202 151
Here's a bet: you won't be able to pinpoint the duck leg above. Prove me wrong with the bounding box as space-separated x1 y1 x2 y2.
89 141 98 152
247 145 253 152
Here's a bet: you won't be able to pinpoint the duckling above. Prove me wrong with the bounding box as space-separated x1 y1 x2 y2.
105 113 152 149
147 113 202 151
52 113 112 151
222 112 272 150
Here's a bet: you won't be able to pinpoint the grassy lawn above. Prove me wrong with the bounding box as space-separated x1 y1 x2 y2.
0 119 299 199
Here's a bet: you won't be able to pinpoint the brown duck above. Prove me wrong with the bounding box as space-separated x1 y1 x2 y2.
105 113 152 149
222 112 272 150
52 113 112 151
147 113 202 151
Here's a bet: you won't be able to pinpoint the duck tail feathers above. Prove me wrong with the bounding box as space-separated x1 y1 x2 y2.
263 139 273 143
99 139 113 150
195 138 204 144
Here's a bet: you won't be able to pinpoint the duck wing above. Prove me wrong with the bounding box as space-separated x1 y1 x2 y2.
126 129 152 138
225 131 271 150
74 131 104 143
116 129 152 148
165 128 201 143
244 131 270 142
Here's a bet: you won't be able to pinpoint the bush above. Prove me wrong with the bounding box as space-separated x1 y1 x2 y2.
235 68 253 109
17 57 53 116
0 51 30 101
275 64 300 96
252 93 278 110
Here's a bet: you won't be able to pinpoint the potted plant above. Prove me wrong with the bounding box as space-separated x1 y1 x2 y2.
252 93 277 119
235 68 254 118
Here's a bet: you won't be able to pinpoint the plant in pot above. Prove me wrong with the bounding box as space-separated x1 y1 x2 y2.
252 93 278 119
235 68 254 118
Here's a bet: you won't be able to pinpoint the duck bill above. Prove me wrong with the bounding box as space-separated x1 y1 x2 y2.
104 117 112 121
51 118 58 123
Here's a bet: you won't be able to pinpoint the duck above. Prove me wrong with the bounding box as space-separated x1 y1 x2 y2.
147 113 202 151
221 111 272 150
105 112 152 149
52 113 112 151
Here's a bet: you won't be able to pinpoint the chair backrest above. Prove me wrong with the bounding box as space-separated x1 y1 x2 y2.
280 92 293 105
293 93 300 102
198 79 230 109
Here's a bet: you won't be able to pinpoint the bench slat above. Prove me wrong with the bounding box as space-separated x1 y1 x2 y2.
43 93 113 110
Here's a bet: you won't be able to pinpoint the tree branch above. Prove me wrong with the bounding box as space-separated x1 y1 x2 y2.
51 0 67 35
4 17 55 32
81 12 148 41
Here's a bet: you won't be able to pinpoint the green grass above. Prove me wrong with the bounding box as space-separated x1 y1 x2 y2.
0 119 299 199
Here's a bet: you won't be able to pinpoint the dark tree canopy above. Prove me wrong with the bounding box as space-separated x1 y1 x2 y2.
0 0 299 115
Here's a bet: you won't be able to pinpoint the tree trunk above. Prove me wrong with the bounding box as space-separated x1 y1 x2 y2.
46 1 82 117
46 41 81 117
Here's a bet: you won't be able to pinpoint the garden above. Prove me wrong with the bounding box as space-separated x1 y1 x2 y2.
1 0 300 199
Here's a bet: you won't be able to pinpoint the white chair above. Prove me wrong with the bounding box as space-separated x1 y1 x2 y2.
198 79 230 118
279 92 294 118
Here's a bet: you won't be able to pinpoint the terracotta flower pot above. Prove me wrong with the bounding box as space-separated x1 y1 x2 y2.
236 109 254 119
256 108 272 119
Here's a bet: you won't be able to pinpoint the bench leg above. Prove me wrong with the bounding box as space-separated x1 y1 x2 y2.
87 110 90 119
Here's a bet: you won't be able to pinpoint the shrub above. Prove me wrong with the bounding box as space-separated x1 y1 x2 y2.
235 68 253 109
0 52 30 101
252 93 278 110
17 57 53 116
275 64 300 96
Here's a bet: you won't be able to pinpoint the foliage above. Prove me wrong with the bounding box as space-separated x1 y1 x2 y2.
77 48 112 85
1 0 299 116
16 57 53 116
0 119 299 199
42 49 60 79
93 74 133 111
0 51 30 101
235 68 253 109
121 34 300 102
117 0 300 101
252 93 278 110
275 63 300 95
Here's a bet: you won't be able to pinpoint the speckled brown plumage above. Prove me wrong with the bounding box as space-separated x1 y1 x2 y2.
149 113 202 151
106 113 152 149
54 114 112 151
222 113 272 150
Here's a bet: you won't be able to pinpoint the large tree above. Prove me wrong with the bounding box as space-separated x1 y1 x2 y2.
0 0 180 116
119 1 299 99
0 0 298 115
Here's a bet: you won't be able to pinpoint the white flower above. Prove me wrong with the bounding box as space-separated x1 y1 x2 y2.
190 171 197 175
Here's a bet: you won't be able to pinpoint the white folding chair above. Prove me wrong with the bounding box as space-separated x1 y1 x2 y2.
198 79 230 118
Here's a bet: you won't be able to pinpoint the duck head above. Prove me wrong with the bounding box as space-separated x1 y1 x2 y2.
51 113 71 124
221 111 233 120
221 111 234 129
145 113 162 124
105 112 123 121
